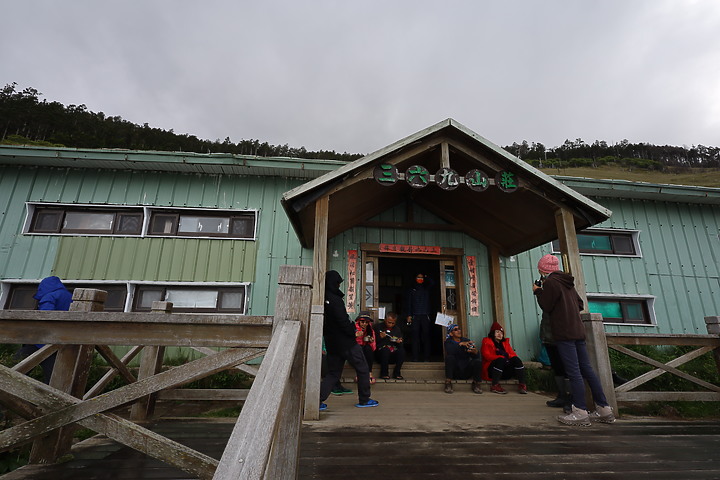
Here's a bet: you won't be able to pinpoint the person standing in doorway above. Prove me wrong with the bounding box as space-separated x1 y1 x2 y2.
406 273 434 362
533 254 615 426
319 270 379 410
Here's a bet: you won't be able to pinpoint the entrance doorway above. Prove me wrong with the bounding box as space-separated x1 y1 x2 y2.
361 250 466 362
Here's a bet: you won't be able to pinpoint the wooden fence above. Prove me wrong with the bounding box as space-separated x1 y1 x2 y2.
585 314 720 413
0 264 314 480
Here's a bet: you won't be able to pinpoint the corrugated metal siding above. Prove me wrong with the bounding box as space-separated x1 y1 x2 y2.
0 167 61 278
580 197 720 335
53 237 257 282
0 166 312 316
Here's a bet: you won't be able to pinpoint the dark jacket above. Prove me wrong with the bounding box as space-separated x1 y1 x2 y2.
323 270 356 355
534 271 585 341
374 322 403 351
444 336 478 376
406 276 434 316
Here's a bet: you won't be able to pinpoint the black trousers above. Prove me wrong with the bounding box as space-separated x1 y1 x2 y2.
544 343 567 377
489 356 526 385
411 314 432 361
320 344 371 404
376 345 405 377
445 357 483 382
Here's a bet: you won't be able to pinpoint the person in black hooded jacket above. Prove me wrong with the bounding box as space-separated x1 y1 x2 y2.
319 270 379 410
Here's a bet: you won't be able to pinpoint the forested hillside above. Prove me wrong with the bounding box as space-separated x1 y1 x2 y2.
2 82 719 173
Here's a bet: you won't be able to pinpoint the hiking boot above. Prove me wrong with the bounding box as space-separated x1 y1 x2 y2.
444 381 454 394
490 384 507 394
518 383 528 394
589 405 616 424
355 399 379 408
331 386 353 395
319 403 328 412
557 405 591 426
546 396 565 408
471 381 482 394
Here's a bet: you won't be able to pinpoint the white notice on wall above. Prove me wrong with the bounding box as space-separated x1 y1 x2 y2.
435 312 454 327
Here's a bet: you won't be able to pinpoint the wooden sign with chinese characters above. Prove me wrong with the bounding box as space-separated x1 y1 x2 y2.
373 164 519 193
379 244 441 255
466 255 479 316
346 250 357 312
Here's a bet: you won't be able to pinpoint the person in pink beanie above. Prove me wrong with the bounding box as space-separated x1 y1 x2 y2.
533 254 615 426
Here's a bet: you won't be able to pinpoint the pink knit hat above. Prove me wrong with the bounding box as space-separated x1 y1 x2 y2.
537 254 560 274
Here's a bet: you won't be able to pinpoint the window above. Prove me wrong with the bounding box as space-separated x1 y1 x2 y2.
3 283 127 311
587 296 654 325
148 211 255 239
133 285 246 313
29 207 143 235
552 229 639 256
25 203 257 240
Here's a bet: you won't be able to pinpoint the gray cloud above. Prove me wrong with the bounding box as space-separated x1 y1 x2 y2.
3 0 719 153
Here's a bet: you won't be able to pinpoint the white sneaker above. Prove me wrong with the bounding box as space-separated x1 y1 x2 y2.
589 405 616 424
557 405 591 426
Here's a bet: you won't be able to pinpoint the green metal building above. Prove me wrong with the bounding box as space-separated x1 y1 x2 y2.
1 119 718 361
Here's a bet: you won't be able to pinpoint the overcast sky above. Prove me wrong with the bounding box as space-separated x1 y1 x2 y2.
3 1 719 154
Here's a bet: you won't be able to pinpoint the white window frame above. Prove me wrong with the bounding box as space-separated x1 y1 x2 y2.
551 227 642 258
586 293 657 327
23 203 258 240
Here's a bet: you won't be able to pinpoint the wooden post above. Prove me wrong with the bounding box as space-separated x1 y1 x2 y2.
704 316 720 374
582 312 618 415
265 265 313 479
305 195 329 421
555 208 588 310
488 246 504 325
130 301 172 422
30 288 106 464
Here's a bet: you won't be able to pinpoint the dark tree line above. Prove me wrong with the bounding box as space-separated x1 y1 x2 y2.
504 138 720 171
2 83 719 170
0 83 363 161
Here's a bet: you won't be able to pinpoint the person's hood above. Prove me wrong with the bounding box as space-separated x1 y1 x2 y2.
324 270 344 297
549 271 576 289
487 321 504 338
33 276 67 300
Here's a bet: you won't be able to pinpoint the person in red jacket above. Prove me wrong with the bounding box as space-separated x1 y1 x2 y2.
354 311 377 385
481 322 527 394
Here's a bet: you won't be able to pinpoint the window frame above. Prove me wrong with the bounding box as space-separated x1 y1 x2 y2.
551 228 641 257
24 203 258 240
131 284 248 314
586 293 656 326
1 282 129 312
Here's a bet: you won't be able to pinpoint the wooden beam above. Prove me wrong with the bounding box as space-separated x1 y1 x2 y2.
441 142 450 168
85 345 142 399
554 207 587 309
488 246 504 325
0 311 273 347
306 196 328 421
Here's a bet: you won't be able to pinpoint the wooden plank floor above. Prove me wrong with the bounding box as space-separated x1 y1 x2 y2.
3 386 720 479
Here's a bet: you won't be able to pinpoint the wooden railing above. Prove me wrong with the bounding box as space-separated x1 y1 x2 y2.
585 314 720 413
0 264 313 480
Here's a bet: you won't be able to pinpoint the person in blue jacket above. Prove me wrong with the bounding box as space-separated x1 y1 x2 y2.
16 276 73 383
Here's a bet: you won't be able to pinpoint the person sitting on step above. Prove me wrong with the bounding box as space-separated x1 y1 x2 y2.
481 321 528 394
374 311 405 380
355 311 377 385
443 324 483 394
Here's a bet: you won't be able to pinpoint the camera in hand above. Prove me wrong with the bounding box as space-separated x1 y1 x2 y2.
534 278 543 287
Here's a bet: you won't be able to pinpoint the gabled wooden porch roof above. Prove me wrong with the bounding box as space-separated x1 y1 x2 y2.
282 118 611 256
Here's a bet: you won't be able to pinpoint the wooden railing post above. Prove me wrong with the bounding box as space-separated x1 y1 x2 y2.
582 312 618 415
704 316 720 375
130 301 172 422
30 288 106 464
